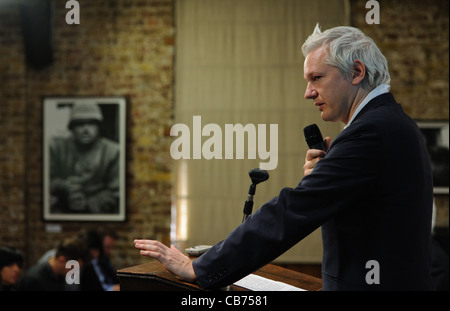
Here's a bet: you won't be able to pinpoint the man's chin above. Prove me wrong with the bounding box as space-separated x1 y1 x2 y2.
78 137 95 144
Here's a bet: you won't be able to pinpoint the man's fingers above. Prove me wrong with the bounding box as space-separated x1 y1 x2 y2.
134 240 168 254
139 249 161 259
134 239 160 245
134 240 197 283
134 239 164 247
305 149 326 161
303 148 327 176
134 239 170 260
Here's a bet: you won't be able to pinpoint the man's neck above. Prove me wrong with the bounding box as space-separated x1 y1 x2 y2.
344 84 391 128
345 87 371 125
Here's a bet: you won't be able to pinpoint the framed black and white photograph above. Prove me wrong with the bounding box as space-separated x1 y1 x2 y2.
43 96 126 221
417 121 449 194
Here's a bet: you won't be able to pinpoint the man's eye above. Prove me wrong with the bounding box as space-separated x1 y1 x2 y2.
313 76 322 81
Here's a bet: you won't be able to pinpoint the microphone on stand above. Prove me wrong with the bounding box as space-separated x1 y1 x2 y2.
242 168 269 223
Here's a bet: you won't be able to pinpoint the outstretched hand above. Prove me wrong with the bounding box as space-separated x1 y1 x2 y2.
134 239 197 283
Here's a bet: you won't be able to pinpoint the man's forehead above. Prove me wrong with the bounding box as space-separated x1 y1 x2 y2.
305 47 327 66
304 47 329 76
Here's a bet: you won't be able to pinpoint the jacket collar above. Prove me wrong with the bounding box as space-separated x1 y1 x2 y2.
351 92 397 124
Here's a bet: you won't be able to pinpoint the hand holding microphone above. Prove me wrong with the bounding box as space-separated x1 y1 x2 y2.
303 124 331 176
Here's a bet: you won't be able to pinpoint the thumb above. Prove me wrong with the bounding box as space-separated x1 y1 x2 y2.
324 136 332 151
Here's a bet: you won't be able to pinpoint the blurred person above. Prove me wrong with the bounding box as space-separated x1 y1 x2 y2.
79 229 119 291
17 237 87 291
100 228 120 286
102 228 118 259
0 247 24 291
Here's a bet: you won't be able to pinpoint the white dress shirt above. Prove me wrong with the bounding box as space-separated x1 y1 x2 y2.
345 84 391 129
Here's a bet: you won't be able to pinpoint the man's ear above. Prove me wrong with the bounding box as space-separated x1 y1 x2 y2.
351 59 366 85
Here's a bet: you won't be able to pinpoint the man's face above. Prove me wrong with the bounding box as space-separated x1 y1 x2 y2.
72 121 99 145
303 47 356 124
103 235 116 258
0 263 21 286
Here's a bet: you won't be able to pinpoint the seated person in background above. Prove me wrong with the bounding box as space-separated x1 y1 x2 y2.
17 237 87 291
0 247 24 291
100 228 120 287
80 229 119 291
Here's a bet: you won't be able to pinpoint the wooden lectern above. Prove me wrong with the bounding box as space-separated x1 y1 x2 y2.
118 260 322 291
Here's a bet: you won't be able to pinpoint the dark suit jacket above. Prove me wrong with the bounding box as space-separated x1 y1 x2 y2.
17 261 67 291
80 257 119 291
192 93 434 290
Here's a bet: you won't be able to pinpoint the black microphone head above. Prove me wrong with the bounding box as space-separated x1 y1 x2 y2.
303 124 325 151
248 168 269 185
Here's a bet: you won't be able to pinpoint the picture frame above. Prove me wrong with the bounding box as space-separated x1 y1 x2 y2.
43 96 127 221
417 121 449 195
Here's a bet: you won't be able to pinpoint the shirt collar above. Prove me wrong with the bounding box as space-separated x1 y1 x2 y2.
344 84 390 129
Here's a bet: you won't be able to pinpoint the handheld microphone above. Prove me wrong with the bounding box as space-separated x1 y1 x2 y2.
242 168 269 222
303 124 326 151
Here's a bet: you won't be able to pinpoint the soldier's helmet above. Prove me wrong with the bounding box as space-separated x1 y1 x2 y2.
68 102 103 130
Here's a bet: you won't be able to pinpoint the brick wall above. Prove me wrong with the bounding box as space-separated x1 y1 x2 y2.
0 0 175 269
350 0 449 227
0 1 28 257
351 0 449 119
0 0 448 271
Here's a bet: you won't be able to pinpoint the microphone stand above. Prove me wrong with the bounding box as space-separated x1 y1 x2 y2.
242 184 256 223
242 168 269 223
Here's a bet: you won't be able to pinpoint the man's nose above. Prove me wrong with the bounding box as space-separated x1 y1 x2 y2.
304 83 318 99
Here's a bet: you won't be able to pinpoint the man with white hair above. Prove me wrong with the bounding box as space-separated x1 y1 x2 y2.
135 25 433 290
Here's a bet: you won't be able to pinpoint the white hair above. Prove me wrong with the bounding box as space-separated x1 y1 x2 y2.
302 24 390 90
